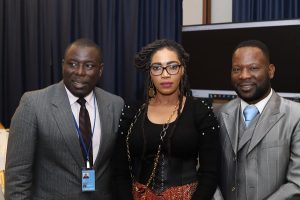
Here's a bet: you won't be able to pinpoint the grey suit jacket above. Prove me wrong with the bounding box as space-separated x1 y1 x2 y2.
216 92 300 200
5 81 124 200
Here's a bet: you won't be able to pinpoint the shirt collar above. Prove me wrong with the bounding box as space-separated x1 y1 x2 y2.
241 88 273 114
64 86 94 106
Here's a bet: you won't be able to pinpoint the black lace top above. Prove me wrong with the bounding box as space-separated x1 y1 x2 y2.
113 96 220 200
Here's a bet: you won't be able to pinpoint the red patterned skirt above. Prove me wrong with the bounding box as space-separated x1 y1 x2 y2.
132 181 198 200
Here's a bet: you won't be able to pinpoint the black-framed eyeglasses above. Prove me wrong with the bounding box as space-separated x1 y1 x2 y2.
150 63 182 76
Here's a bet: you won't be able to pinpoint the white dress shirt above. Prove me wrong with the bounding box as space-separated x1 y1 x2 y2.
65 87 101 164
241 89 273 122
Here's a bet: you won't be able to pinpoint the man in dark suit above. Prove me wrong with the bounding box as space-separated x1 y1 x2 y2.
5 38 124 199
214 40 300 199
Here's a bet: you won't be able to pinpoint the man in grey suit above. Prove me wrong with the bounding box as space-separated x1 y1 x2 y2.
215 40 300 199
5 38 124 199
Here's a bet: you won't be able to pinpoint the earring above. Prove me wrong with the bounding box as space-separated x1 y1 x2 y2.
148 81 155 98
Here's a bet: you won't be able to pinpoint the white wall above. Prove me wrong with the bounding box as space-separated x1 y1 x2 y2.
211 0 232 23
183 0 232 25
183 0 202 25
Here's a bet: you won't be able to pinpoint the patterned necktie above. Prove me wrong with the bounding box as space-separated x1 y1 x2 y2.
243 105 259 128
77 97 93 167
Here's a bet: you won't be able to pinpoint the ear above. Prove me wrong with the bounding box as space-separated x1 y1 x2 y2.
268 64 275 79
98 63 104 77
180 66 185 76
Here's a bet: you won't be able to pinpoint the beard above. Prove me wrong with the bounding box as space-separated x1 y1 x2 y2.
234 80 271 104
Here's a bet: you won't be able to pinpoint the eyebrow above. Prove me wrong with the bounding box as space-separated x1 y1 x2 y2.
67 59 98 63
232 63 263 67
151 61 180 65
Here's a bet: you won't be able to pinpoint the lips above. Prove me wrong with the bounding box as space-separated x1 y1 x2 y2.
160 82 173 88
72 80 87 88
238 83 255 91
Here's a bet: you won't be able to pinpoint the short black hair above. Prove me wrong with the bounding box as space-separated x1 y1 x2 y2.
233 39 270 62
64 38 102 63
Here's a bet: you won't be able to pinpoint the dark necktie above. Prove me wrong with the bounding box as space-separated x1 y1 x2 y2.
77 97 93 167
243 105 259 128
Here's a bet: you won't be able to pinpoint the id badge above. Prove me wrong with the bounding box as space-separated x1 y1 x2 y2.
82 169 95 192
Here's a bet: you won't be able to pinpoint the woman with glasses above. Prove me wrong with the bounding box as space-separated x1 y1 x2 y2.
114 39 219 200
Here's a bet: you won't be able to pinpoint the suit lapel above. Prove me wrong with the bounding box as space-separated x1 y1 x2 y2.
93 89 113 169
221 100 240 155
247 92 285 154
51 82 85 167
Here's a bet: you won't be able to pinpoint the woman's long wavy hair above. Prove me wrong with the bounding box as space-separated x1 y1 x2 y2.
134 39 192 155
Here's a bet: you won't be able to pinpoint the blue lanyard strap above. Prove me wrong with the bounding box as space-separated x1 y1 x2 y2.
72 95 97 163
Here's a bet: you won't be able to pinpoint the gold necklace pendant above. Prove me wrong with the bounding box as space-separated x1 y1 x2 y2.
165 101 179 124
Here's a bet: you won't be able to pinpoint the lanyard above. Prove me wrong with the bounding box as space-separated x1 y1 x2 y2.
72 95 97 168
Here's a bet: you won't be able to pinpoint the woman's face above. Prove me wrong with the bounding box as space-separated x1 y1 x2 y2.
150 48 184 96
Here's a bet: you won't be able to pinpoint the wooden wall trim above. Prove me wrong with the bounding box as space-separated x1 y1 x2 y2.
202 0 211 24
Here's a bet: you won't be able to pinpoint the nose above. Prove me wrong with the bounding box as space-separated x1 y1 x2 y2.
161 68 170 78
75 64 86 75
239 68 251 79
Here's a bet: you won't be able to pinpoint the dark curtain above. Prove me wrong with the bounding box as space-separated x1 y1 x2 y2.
233 0 300 22
0 0 182 127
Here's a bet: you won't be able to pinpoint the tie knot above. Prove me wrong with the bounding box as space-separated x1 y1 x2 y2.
243 105 259 127
77 97 87 107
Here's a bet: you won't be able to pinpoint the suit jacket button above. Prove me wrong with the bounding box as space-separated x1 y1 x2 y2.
231 186 236 191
